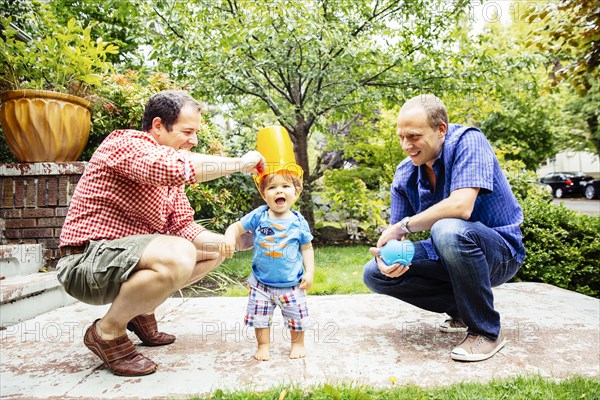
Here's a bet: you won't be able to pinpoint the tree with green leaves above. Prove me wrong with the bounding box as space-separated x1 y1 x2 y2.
524 0 599 94
147 0 472 227
47 0 149 66
464 9 557 170
524 0 599 157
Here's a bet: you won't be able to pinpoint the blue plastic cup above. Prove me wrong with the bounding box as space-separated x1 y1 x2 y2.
380 239 415 266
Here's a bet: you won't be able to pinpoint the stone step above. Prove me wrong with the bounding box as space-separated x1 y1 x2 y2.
0 272 77 327
0 244 43 278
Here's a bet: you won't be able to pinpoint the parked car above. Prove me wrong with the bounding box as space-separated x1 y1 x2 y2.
538 172 594 198
583 179 600 200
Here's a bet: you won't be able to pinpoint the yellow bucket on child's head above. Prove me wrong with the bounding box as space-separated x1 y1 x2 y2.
254 126 303 187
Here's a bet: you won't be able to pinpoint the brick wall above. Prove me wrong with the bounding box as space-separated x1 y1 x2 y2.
1 162 86 269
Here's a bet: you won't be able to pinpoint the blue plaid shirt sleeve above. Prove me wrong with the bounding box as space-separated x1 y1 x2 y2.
449 129 494 193
389 187 404 225
390 161 415 225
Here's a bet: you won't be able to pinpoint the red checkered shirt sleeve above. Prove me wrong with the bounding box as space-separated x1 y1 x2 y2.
105 130 197 186
60 130 205 245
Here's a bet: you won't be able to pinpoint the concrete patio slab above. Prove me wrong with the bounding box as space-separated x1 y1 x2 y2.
1 282 598 399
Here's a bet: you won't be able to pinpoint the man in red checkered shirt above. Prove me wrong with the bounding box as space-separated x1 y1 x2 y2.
57 91 265 376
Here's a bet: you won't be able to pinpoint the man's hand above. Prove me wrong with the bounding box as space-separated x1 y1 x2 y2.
370 245 410 278
240 151 266 174
376 224 406 248
374 224 409 277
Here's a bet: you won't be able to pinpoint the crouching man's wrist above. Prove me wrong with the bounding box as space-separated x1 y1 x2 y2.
397 216 412 235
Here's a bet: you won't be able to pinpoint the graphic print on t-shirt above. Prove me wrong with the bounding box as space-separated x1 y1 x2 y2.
258 223 289 259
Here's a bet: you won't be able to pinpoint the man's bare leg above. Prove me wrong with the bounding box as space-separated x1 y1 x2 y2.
255 328 271 361
290 331 306 359
95 236 196 341
180 230 226 285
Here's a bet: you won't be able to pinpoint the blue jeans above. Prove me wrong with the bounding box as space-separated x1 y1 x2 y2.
363 218 521 339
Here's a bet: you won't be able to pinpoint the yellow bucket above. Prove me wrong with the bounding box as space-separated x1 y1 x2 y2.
254 126 303 186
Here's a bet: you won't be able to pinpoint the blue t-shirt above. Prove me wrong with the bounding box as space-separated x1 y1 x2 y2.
390 124 526 263
241 205 313 287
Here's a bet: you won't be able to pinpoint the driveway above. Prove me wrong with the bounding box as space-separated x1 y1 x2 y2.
552 198 600 216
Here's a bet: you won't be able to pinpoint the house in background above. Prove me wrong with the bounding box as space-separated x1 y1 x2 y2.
537 151 600 178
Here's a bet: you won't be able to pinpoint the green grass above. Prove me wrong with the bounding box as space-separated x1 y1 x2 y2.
188 375 600 399
311 245 372 295
188 245 373 297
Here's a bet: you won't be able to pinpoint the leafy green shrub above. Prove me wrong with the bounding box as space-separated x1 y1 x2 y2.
0 133 15 163
320 167 384 190
183 115 258 231
0 15 117 96
497 148 552 202
84 71 180 159
185 174 257 232
516 191 600 297
317 169 388 243
500 153 599 297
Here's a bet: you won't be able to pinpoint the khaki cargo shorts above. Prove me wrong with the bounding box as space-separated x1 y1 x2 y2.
56 234 159 305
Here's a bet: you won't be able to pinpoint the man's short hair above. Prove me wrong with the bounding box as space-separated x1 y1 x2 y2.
402 94 448 130
142 91 202 132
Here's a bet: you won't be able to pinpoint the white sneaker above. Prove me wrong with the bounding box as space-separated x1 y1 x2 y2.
451 332 507 362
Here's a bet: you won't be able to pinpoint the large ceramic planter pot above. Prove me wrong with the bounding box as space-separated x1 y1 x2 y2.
0 89 91 162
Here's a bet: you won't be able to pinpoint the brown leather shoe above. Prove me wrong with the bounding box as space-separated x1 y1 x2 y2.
84 319 157 376
127 314 176 346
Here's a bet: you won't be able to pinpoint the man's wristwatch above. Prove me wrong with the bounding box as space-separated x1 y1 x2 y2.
398 216 412 235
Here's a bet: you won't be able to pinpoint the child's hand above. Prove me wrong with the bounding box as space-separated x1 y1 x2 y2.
220 240 236 259
299 273 313 291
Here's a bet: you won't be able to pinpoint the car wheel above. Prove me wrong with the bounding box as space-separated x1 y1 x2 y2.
555 188 564 198
585 185 596 200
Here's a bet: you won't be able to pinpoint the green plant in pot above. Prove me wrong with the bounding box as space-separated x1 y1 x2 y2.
0 16 118 162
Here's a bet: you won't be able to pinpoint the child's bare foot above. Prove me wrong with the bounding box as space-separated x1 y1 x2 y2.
289 343 306 359
289 330 306 359
254 344 270 361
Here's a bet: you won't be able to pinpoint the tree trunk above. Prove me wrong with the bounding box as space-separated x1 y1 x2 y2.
289 118 316 231
586 115 600 158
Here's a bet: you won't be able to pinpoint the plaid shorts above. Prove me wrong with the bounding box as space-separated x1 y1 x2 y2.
245 273 310 332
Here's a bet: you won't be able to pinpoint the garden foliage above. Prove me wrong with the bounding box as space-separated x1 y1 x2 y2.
85 71 180 158
317 170 388 243
0 16 117 96
518 192 600 297
501 156 599 298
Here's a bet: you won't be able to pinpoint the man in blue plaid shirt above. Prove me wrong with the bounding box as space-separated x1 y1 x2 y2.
363 94 525 362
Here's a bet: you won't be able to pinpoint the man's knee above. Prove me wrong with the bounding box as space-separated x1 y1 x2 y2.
144 237 196 285
431 218 470 263
362 258 381 293
431 218 466 243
